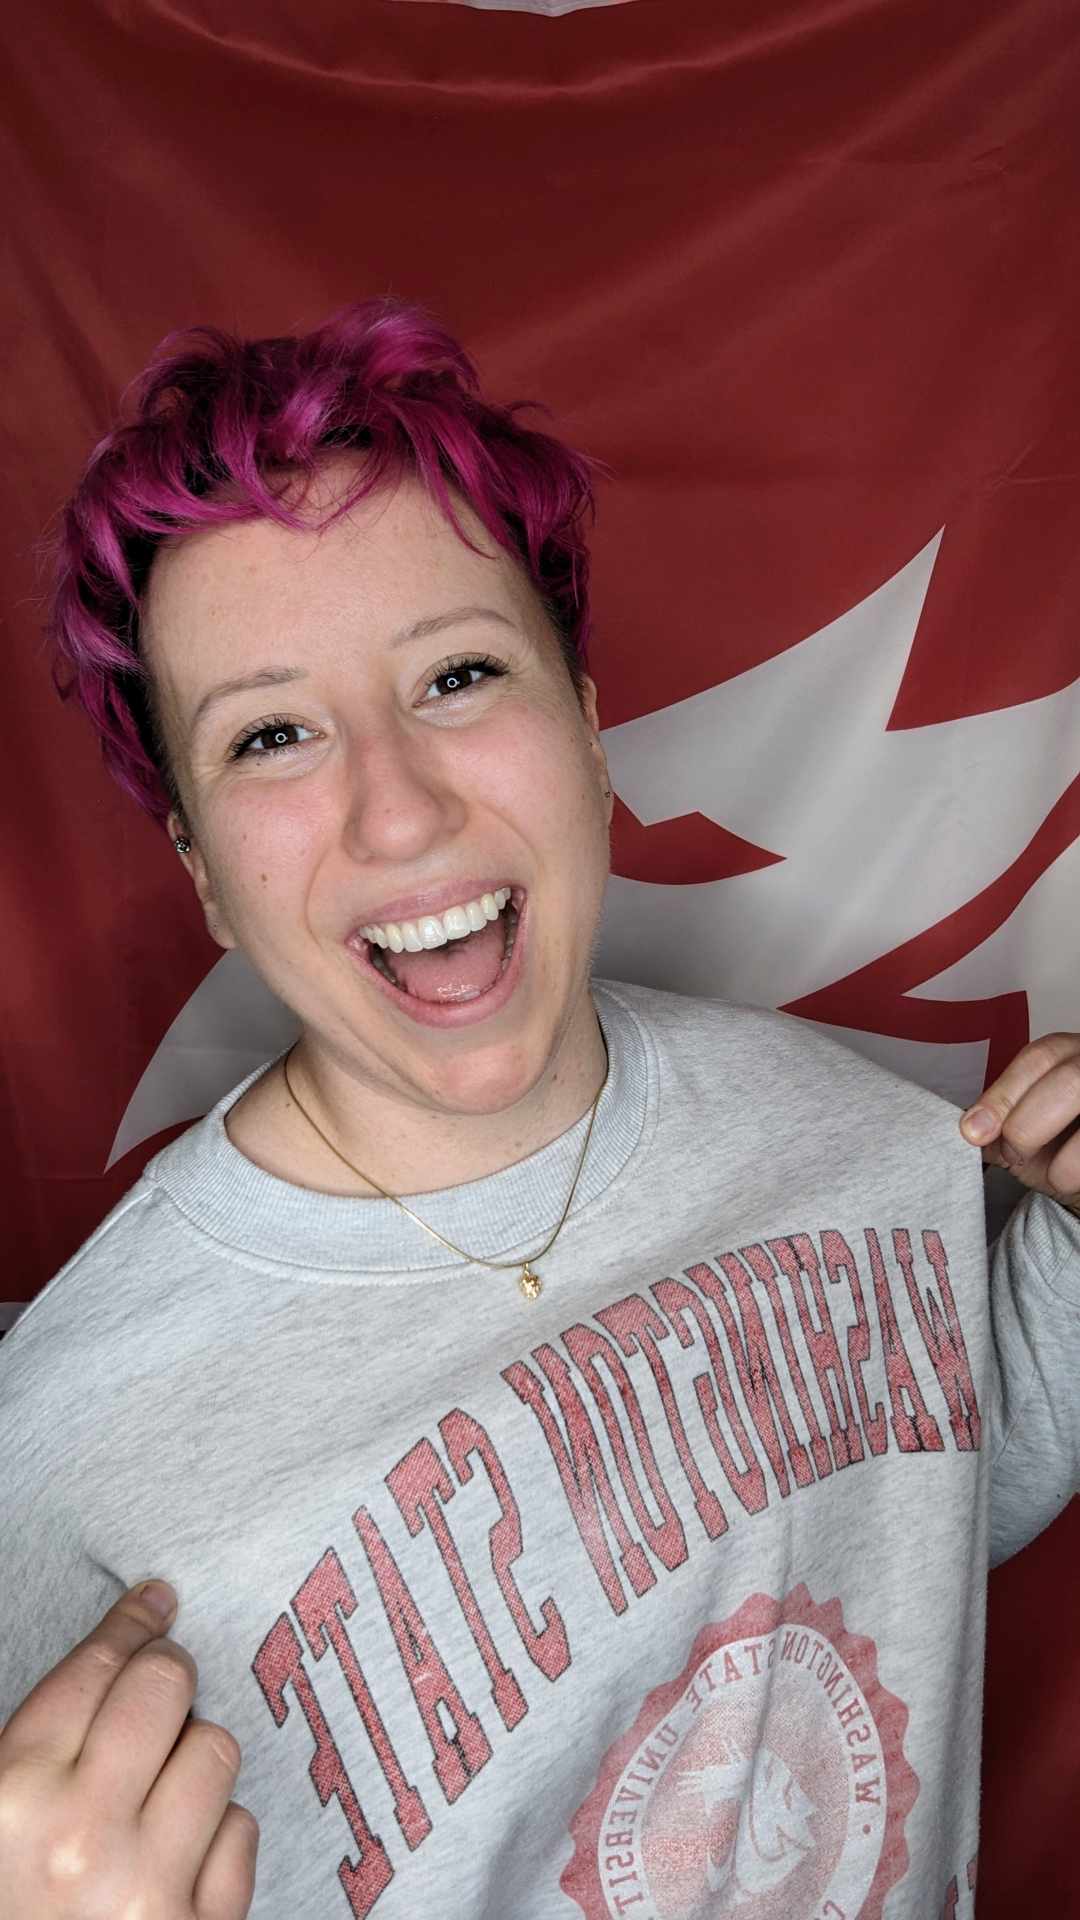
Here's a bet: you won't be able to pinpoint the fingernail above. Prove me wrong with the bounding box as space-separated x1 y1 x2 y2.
134 1580 177 1622
961 1107 996 1143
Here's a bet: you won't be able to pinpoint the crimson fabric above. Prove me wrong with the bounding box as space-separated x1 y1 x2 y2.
3 1 1078 1910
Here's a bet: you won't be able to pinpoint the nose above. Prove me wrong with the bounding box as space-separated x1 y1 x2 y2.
338 718 468 865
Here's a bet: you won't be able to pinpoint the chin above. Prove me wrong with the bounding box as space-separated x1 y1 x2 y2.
416 1036 551 1119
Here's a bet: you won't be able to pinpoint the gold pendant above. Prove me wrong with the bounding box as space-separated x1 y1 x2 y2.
518 1263 542 1301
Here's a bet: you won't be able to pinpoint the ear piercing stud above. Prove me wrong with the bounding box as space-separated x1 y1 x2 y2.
174 836 192 854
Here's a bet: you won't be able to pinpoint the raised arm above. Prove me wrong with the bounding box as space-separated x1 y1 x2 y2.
959 1032 1080 1559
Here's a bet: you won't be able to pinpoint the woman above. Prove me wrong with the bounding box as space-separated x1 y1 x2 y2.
2 300 1079 1919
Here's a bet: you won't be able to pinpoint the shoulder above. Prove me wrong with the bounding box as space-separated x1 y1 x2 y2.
594 976 960 1135
594 977 986 1233
0 1173 182 1407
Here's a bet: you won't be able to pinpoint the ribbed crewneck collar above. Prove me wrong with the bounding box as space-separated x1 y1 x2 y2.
143 982 655 1278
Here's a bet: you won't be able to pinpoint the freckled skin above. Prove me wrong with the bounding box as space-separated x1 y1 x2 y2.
144 462 613 1196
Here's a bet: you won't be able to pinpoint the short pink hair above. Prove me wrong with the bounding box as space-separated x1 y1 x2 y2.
48 299 598 823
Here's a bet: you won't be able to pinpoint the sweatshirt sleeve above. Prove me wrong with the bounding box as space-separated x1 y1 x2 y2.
988 1189 1080 1566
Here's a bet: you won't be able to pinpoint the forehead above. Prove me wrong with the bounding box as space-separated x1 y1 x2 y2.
142 463 537 686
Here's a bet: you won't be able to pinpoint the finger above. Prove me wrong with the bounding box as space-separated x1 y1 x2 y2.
1044 1131 1080 1208
76 1635 198 1810
975 1057 1080 1168
0 1582 177 1767
960 1033 1080 1146
142 1717 244 1892
191 1801 260 1920
974 1112 1080 1201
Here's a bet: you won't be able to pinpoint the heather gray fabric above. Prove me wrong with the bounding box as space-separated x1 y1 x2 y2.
3 980 1079 1919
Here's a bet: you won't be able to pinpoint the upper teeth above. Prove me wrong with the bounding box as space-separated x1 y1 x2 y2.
362 887 512 952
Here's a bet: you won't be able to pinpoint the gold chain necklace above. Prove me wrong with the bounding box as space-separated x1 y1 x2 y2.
281 1031 609 1301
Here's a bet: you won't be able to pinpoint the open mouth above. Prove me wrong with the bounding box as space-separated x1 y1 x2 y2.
357 885 523 1007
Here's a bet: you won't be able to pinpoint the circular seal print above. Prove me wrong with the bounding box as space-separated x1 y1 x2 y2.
563 1586 918 1920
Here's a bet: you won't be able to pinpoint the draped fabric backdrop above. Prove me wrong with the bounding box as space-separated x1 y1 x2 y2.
4 0 1079 1909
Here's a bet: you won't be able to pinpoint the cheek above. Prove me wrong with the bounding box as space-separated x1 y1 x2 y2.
469 715 609 921
471 703 604 826
203 785 334 921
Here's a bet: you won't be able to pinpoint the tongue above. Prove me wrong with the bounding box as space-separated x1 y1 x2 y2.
388 917 508 1002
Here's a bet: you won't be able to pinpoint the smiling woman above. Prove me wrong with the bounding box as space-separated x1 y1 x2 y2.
48 301 613 1188
136 458 613 1186
3 299 1080 1920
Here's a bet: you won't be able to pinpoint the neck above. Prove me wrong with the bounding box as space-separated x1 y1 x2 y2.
227 992 608 1198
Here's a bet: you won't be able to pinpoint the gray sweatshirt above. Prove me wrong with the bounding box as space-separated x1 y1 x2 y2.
2 980 1078 1919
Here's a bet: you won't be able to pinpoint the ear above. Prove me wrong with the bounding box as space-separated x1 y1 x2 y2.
579 675 614 823
166 811 237 952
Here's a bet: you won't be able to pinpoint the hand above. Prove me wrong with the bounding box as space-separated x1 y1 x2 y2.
960 1032 1080 1216
0 1581 258 1919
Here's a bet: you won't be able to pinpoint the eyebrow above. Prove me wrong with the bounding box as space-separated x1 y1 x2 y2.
186 604 519 740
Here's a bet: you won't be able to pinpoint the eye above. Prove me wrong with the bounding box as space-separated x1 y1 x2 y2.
420 654 507 703
228 717 319 761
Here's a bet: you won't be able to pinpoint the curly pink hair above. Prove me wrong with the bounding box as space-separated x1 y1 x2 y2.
48 299 598 823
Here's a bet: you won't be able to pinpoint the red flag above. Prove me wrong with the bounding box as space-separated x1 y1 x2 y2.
3 6 1077 1908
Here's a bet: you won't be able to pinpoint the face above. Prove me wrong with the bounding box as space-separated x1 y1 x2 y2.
143 463 612 1120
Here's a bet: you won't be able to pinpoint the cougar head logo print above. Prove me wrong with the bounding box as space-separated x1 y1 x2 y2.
563 1593 917 1920
680 1740 817 1904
